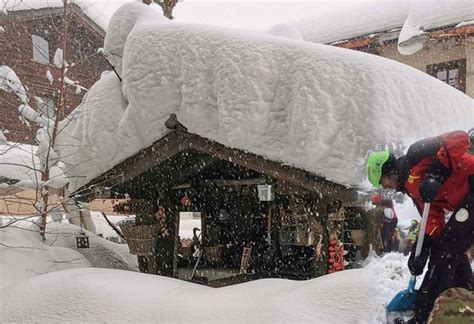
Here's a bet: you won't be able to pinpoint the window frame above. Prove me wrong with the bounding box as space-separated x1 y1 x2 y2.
32 34 50 64
426 59 466 93
38 97 57 119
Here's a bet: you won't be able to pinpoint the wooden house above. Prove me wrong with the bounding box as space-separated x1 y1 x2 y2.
74 117 365 286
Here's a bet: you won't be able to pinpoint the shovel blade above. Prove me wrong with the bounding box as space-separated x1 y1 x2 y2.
386 310 414 324
387 288 417 312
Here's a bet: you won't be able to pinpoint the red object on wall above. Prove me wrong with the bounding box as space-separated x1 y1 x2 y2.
327 233 345 273
181 195 191 206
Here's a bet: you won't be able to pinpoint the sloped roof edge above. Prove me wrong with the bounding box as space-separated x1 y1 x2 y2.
1 3 104 38
77 130 356 203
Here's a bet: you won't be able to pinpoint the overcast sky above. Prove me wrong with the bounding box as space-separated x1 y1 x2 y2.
54 0 401 32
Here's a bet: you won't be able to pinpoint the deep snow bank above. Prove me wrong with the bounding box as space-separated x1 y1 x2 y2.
57 2 474 192
1 254 411 323
0 220 137 288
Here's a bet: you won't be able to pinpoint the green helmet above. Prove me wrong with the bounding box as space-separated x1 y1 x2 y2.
366 150 391 188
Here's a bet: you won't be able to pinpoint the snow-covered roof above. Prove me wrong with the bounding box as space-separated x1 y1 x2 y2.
0 0 142 30
56 2 474 193
268 0 474 54
269 0 410 44
397 0 474 55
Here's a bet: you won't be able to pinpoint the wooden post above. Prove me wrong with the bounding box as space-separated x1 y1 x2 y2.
267 204 272 244
155 191 177 277
172 210 180 278
128 199 157 274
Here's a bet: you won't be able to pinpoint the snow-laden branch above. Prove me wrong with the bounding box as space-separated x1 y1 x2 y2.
0 65 28 104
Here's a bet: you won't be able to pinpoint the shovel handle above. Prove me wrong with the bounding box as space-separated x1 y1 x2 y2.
414 202 430 258
406 202 431 288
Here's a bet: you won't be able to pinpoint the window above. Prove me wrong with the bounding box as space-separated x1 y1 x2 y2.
38 97 56 119
32 35 50 64
426 59 466 92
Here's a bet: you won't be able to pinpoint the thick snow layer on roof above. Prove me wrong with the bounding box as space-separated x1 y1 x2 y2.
56 2 474 193
398 0 474 55
0 0 142 30
269 0 474 51
269 0 410 44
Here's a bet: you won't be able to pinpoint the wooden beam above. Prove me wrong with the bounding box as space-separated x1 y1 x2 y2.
212 178 268 186
178 132 356 202
77 132 187 200
172 183 192 189
430 25 474 39
335 37 376 49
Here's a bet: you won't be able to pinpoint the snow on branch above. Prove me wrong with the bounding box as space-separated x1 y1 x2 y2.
0 65 28 104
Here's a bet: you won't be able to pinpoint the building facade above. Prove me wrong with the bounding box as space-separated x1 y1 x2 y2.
334 25 474 98
0 4 108 143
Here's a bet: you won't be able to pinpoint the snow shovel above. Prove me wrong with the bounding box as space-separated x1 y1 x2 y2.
386 202 430 323
189 247 208 285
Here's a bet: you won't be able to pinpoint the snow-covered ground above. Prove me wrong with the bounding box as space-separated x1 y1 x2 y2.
1 217 416 323
0 217 137 289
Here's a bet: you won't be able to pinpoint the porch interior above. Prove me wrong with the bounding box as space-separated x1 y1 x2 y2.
113 148 349 285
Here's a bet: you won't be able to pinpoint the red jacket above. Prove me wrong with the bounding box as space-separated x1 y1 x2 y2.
398 131 474 237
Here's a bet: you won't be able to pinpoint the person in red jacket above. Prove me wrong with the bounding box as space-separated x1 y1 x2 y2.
367 130 474 323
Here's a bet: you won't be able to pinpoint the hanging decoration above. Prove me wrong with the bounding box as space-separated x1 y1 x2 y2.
327 232 345 273
181 194 191 207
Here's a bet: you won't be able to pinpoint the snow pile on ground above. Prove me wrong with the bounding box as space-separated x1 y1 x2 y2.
179 212 202 239
0 219 90 289
57 2 474 193
0 219 137 289
90 211 133 240
0 250 412 323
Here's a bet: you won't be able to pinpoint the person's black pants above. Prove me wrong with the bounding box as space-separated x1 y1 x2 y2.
413 197 474 322
414 252 473 321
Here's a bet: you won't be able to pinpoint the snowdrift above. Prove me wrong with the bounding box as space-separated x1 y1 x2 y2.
57 2 474 193
1 254 411 323
0 220 137 289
